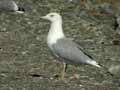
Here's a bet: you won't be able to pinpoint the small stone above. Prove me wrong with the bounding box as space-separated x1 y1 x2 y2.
81 88 86 90
108 65 120 77
0 73 7 77
27 21 32 25
21 51 28 55
36 36 41 41
69 74 80 80
79 84 83 87
0 48 3 51
9 87 14 90
50 77 54 80
1 27 7 32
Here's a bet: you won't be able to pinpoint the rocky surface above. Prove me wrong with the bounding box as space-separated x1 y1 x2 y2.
0 0 120 90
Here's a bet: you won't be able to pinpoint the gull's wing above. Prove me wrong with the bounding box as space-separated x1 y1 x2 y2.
52 38 93 65
0 0 17 11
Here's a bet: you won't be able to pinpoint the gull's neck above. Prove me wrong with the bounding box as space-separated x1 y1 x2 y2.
47 19 65 45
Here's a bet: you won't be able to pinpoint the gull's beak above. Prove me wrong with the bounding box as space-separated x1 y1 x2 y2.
40 16 47 19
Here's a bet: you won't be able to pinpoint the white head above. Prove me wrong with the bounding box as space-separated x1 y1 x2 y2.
42 13 65 45
41 13 62 22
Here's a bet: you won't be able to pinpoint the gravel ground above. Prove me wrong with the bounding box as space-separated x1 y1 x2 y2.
0 0 120 90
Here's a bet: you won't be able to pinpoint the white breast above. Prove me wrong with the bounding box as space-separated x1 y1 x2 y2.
47 29 64 48
46 17 65 49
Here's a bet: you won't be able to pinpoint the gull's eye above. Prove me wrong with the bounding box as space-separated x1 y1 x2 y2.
50 15 54 17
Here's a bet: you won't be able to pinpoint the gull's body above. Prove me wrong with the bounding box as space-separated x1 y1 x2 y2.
0 0 24 13
42 13 101 79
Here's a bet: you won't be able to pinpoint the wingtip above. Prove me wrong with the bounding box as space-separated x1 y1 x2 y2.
87 60 102 68
95 64 102 68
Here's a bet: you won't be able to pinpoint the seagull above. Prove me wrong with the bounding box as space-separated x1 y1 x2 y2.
41 12 101 79
0 0 25 13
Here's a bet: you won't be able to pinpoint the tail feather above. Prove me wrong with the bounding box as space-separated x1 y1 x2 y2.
86 60 114 76
87 60 101 68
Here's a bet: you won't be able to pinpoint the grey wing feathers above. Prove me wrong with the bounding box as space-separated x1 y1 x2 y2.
76 44 93 59
52 38 93 65
0 0 16 11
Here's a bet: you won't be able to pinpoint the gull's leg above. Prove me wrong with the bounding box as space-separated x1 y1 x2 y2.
61 62 67 80
69 66 79 80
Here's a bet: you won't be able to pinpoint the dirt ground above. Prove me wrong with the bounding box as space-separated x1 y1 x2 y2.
0 0 120 90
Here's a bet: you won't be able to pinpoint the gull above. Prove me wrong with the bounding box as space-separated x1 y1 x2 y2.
41 12 101 79
0 0 25 13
